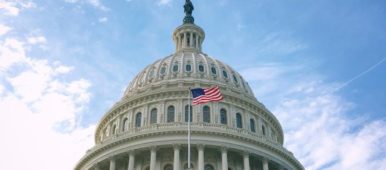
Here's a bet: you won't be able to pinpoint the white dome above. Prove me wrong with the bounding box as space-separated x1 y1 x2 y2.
124 52 255 99
75 1 304 170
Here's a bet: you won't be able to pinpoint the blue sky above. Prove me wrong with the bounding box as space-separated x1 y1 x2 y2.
0 0 385 169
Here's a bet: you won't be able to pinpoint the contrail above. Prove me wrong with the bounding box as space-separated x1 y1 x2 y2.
335 57 386 92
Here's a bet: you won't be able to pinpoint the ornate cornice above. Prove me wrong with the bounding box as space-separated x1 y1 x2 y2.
76 124 303 170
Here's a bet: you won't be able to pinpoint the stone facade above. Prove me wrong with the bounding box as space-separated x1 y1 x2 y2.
75 2 304 170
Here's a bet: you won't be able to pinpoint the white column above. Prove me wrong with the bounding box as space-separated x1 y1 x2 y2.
150 147 157 170
243 153 250 170
198 145 204 170
221 148 228 170
189 32 193 48
173 145 180 170
263 158 269 170
183 32 187 48
110 158 116 170
128 152 135 170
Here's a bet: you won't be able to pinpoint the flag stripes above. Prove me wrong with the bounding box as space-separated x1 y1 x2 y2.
191 86 223 105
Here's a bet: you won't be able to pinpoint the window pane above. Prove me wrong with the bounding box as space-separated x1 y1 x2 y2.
167 106 175 122
262 125 266 135
160 67 166 74
220 109 227 125
236 113 242 128
222 70 228 78
211 67 217 74
135 112 142 127
199 65 204 72
186 64 192 72
150 108 157 124
122 118 128 131
250 119 256 132
173 65 178 72
203 106 210 123
233 75 238 83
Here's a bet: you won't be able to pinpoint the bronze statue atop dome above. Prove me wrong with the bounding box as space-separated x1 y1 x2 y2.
183 0 194 24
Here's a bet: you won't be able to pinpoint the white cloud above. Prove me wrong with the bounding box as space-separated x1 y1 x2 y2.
0 38 26 72
0 37 95 170
0 0 36 16
27 36 47 44
64 0 109 11
244 64 386 170
0 1 20 16
255 32 307 56
158 0 172 5
98 17 108 23
0 24 12 36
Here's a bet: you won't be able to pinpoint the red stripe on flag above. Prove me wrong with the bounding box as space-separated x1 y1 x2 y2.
192 86 223 105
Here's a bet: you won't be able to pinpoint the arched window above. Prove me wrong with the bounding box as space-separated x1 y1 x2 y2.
104 128 109 137
167 106 175 122
233 74 238 83
262 125 266 135
236 113 243 128
112 125 116 135
150 108 157 124
164 164 173 170
135 112 142 128
222 70 228 78
185 105 193 122
122 118 128 131
220 109 227 125
211 66 217 75
250 119 256 132
198 64 204 72
160 66 166 75
203 106 210 123
149 69 155 78
205 164 214 170
173 64 178 72
186 64 192 72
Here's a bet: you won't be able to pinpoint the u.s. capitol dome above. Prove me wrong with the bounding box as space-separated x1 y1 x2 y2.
75 1 304 170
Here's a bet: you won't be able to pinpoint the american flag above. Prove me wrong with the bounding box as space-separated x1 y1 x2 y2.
191 86 223 105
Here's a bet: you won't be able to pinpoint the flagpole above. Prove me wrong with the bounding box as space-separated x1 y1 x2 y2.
187 87 191 170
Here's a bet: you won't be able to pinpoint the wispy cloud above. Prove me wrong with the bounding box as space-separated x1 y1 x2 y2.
0 0 36 16
98 16 108 23
64 0 109 11
242 64 386 170
0 24 11 36
158 0 172 5
0 5 95 170
27 36 47 44
255 32 307 56
335 57 386 92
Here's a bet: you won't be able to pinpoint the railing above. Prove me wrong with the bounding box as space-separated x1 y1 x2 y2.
99 122 289 154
